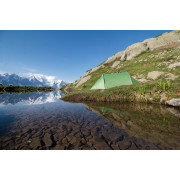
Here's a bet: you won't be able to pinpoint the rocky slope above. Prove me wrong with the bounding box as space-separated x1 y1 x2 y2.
61 31 180 106
63 30 180 90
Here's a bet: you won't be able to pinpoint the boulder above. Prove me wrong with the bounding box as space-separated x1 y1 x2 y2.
166 98 180 107
147 71 165 80
168 62 180 69
112 61 120 68
121 41 148 60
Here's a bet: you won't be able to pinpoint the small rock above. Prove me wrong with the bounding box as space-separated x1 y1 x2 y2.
138 74 145 79
147 71 165 80
168 62 180 69
138 78 148 83
166 73 178 80
160 93 167 103
166 98 180 107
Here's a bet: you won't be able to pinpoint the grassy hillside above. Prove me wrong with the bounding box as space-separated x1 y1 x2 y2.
76 48 179 89
61 46 180 104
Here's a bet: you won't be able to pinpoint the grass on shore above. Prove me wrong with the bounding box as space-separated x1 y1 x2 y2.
61 79 180 104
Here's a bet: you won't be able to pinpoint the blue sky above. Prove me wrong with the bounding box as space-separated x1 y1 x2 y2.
0 30 172 82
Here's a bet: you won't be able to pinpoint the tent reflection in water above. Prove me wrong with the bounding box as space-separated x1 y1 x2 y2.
91 72 139 90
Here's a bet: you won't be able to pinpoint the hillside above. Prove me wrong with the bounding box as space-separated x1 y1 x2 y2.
61 31 180 106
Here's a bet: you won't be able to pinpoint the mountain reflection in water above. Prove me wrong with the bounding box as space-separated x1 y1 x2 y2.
0 91 179 150
0 91 64 105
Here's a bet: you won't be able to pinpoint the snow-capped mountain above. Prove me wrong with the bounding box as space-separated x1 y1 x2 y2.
0 73 67 88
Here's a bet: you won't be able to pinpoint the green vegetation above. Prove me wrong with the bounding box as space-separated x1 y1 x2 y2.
156 80 172 91
61 47 180 104
0 84 54 93
62 80 179 104
75 48 180 90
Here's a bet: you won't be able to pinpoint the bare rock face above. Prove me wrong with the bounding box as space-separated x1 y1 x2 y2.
103 30 180 63
147 71 165 80
166 98 180 107
75 75 91 88
121 31 180 61
103 51 124 64
145 31 180 50
121 41 148 60
168 62 180 69
90 65 105 73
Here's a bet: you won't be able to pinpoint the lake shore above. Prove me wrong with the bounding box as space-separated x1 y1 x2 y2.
60 81 180 107
0 84 55 93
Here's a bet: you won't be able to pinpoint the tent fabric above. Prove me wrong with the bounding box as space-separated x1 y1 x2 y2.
91 72 139 90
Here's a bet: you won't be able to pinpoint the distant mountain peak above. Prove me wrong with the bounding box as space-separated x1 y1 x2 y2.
0 73 67 88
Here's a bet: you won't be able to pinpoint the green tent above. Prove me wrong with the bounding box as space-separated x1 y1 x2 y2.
91 72 139 90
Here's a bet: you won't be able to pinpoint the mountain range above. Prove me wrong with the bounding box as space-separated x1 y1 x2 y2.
0 73 67 88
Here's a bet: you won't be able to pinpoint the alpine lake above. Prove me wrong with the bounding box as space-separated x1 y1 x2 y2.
0 91 179 150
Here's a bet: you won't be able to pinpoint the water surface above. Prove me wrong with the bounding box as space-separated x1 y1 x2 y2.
0 91 179 150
